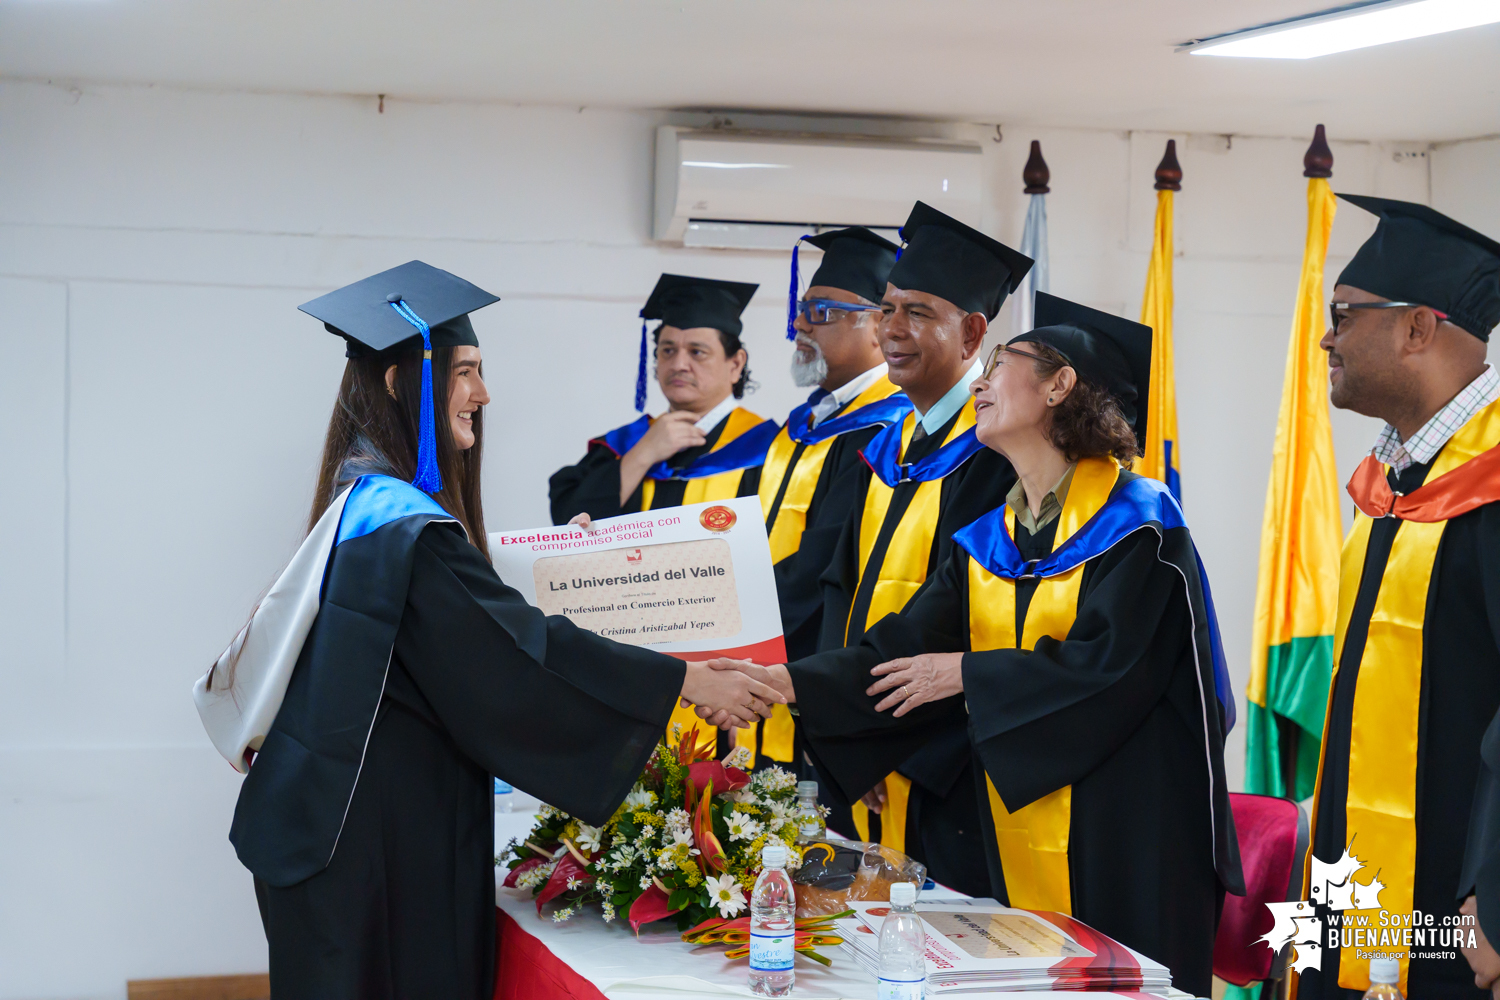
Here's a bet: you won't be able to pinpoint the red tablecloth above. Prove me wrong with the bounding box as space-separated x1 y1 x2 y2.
494 906 608 1000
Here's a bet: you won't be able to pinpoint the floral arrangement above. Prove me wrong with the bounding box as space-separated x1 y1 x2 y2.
503 726 811 933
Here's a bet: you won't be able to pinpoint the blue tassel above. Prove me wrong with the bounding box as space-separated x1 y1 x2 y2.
388 298 444 494
786 241 801 341
635 313 648 412
894 243 904 262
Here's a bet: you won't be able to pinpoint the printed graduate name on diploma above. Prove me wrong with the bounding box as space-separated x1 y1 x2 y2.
531 538 742 646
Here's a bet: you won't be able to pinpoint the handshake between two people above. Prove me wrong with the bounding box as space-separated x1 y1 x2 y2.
682 651 968 730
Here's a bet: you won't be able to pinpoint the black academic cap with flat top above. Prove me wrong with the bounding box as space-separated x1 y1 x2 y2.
299 260 500 358
642 273 759 338
1336 194 1500 341
801 227 900 305
886 201 1033 321
1010 292 1153 448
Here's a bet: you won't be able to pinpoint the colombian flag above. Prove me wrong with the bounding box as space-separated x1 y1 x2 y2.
1245 176 1341 801
1138 188 1181 501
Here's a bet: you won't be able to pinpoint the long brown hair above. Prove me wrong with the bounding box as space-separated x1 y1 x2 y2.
309 345 489 558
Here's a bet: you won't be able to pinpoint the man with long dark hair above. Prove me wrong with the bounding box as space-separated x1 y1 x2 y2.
194 261 784 1000
549 273 775 523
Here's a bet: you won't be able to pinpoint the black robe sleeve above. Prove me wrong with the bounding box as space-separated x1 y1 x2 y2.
790 552 973 805
1457 504 1500 946
394 523 685 825
963 528 1187 813
549 443 634 525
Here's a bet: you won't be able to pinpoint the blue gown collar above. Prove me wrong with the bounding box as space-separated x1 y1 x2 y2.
785 392 914 448
861 419 986 487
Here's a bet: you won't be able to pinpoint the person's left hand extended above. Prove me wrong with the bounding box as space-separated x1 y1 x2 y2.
1461 896 1500 991
867 653 964 717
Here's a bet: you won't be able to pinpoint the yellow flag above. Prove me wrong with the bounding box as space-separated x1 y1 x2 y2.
1245 178 1341 800
1138 189 1181 500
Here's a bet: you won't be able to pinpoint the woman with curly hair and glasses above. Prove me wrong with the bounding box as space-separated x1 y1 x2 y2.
704 292 1244 996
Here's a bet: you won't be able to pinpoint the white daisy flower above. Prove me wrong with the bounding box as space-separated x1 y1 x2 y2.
705 873 747 918
724 745 754 770
601 900 616 923
665 808 691 831
552 905 576 922
516 859 557 890
639 875 653 890
637 823 655 842
668 827 694 849
725 811 763 842
574 822 603 854
624 786 657 811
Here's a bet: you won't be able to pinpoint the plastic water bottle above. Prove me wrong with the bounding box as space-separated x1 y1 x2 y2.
494 777 514 813
878 881 926 999
1362 957 1403 999
749 842 796 996
795 780 825 842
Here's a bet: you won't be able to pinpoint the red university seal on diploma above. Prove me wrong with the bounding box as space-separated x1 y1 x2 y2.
699 505 737 532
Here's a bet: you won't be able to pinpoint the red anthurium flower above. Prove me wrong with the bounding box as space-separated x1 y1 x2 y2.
534 851 592 912
628 882 680 934
686 760 749 797
503 855 547 889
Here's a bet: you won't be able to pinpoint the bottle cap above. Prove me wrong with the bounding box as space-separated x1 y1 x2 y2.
797 780 818 797
761 843 789 868
1368 956 1400 984
890 882 918 906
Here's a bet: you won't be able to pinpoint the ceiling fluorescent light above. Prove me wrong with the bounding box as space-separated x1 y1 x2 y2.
1180 0 1500 58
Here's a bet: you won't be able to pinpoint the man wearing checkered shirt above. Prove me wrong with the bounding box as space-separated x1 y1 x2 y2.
1300 195 1500 1000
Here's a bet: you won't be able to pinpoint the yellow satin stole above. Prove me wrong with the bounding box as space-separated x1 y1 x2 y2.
657 405 768 742
1304 396 1500 995
740 377 904 768
966 456 1120 913
848 401 978 851
640 406 766 512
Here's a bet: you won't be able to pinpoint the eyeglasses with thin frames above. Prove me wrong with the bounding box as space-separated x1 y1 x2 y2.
980 343 1050 380
1329 300 1449 332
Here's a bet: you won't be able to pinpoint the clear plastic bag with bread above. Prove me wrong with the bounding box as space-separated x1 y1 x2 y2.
791 837 928 918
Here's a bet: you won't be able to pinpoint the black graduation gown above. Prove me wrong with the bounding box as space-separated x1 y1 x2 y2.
790 504 1241 997
1303 458 1500 1000
252 523 685 1000
812 409 1016 895
548 413 763 524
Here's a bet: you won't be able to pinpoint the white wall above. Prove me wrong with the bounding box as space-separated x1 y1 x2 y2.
2 78 1495 998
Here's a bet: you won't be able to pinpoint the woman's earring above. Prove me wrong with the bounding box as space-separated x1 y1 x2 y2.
386 385 398 400
1047 395 1054 404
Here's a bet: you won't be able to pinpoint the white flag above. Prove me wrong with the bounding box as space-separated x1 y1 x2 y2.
1011 193 1050 338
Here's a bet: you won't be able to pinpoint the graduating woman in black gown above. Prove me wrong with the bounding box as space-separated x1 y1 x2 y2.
194 262 782 1000
701 294 1242 995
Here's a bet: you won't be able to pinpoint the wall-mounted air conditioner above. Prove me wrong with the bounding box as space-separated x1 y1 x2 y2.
653 126 982 250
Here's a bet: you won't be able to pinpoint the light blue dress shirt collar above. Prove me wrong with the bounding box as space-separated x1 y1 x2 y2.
916 361 981 437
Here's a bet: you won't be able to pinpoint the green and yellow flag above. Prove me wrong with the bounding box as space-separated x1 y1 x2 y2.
1245 174 1341 800
1139 173 1182 501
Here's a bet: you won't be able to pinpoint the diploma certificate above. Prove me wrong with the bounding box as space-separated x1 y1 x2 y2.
489 496 786 665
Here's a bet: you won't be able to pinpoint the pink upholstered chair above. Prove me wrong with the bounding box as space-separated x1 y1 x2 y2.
1214 793 1309 1000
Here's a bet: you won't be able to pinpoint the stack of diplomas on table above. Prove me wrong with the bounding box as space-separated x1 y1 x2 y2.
834 900 1174 994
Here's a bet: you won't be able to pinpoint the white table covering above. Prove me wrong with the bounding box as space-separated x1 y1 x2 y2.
495 807 1196 1000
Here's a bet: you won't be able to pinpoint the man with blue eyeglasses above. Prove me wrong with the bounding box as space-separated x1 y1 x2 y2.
735 229 910 774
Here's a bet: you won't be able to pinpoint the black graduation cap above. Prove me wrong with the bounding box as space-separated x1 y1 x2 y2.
1010 292 1153 447
783 227 900 341
634 274 758 411
801 227 900 305
298 260 500 358
299 261 500 494
1336 194 1500 341
886 201 1034 320
641 273 758 337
